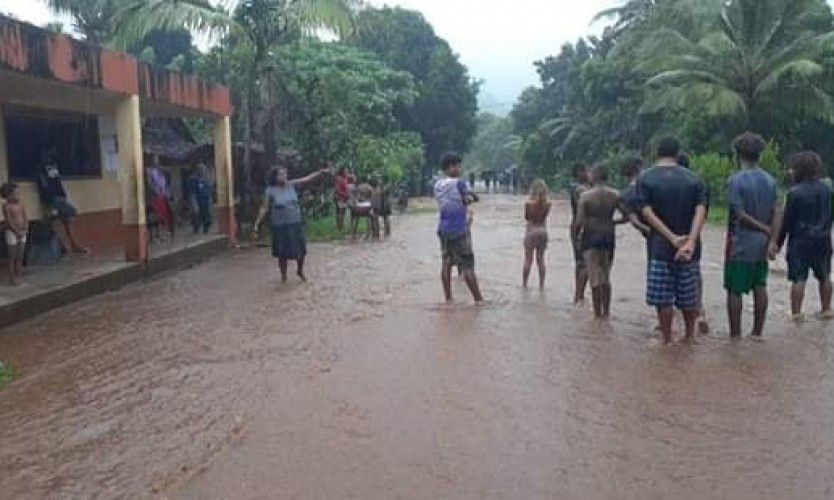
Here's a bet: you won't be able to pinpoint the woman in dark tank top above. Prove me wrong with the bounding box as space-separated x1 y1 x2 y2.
523 179 551 289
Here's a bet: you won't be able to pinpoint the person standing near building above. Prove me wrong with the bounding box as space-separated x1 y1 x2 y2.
252 166 331 283
636 137 707 345
147 161 174 238
2 183 28 286
37 158 87 255
188 165 214 234
724 132 780 339
775 151 834 322
570 163 591 304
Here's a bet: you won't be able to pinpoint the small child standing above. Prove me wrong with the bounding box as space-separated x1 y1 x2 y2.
1 183 29 286
435 152 484 304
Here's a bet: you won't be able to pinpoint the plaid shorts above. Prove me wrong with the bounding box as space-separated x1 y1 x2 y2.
646 259 700 310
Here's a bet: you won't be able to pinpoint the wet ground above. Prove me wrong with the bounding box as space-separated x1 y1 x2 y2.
2 195 834 499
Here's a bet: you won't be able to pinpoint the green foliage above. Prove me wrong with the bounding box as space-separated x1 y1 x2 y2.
690 141 784 206
510 0 834 187
0 361 14 389
464 113 518 175
269 39 419 175
347 133 424 182
347 7 479 188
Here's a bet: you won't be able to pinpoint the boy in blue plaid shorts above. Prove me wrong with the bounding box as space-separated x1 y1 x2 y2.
636 137 708 345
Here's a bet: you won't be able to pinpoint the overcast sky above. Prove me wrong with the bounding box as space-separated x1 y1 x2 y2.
0 0 618 113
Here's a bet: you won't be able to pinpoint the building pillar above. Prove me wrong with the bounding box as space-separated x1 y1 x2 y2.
115 95 147 262
214 115 236 244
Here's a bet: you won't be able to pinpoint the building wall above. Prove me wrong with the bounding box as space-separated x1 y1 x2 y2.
0 104 124 248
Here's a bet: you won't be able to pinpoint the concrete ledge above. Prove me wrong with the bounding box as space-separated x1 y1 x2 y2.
0 236 229 330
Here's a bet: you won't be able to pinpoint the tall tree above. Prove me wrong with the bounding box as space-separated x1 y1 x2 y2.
641 0 834 136
347 7 479 191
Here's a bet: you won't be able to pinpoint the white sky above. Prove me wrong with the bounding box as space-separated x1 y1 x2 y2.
0 0 618 113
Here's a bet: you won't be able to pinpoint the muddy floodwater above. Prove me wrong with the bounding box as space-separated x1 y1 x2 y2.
2 195 834 499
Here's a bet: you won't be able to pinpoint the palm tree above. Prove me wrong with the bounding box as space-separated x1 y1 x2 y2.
44 0 123 45
641 0 834 133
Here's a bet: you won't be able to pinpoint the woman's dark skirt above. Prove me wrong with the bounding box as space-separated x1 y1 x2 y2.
271 223 307 261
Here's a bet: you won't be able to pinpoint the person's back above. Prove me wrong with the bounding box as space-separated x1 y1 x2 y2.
637 164 705 261
525 200 550 227
785 180 833 249
580 186 621 250
434 177 470 236
727 167 778 263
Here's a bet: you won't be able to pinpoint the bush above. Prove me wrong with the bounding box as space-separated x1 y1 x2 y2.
0 361 13 388
690 141 784 207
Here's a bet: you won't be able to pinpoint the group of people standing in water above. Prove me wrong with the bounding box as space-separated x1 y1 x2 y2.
433 131 834 345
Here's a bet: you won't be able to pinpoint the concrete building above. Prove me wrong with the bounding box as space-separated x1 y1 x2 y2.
0 15 235 262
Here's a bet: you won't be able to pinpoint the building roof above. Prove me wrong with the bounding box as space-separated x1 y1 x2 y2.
0 15 231 117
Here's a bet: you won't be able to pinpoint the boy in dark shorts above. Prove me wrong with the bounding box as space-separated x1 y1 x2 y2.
577 166 627 318
725 132 780 339
569 163 591 303
435 152 484 305
636 137 707 345
775 151 834 321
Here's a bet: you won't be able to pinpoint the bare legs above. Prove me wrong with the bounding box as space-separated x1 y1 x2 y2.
522 246 533 288
657 307 674 345
727 293 743 338
791 278 833 317
536 248 546 290
53 219 86 254
8 243 23 285
277 256 307 283
442 263 484 304
752 286 768 337
574 264 588 304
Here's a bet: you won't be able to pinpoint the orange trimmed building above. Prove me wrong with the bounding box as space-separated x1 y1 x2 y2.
0 15 235 262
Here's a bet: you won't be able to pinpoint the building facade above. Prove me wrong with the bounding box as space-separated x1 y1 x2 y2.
0 15 235 262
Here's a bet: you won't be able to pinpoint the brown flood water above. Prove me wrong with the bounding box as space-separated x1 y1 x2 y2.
1 195 834 499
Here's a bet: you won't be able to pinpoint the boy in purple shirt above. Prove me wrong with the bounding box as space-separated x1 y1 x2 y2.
435 152 484 304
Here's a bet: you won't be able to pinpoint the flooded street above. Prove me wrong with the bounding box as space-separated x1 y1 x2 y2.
2 195 834 499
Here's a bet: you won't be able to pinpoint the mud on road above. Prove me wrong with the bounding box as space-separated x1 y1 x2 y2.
2 196 834 499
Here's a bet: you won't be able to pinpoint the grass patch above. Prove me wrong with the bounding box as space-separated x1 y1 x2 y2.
305 216 346 243
0 362 15 389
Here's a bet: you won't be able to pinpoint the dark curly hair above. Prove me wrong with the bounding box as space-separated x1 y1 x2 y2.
788 151 823 183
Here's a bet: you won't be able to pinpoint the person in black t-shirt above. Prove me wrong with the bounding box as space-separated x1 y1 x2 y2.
36 159 88 255
774 151 834 321
635 137 707 345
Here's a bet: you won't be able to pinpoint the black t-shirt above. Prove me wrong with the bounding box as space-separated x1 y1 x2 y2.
37 165 67 204
635 164 707 262
779 180 833 254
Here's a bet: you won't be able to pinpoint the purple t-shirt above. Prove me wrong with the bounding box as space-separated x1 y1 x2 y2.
435 177 472 235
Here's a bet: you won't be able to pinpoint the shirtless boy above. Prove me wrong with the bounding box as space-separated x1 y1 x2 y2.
2 183 29 286
577 167 626 318
570 163 592 303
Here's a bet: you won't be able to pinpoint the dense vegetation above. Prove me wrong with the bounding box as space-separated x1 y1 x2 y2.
40 1 479 200
479 0 834 189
